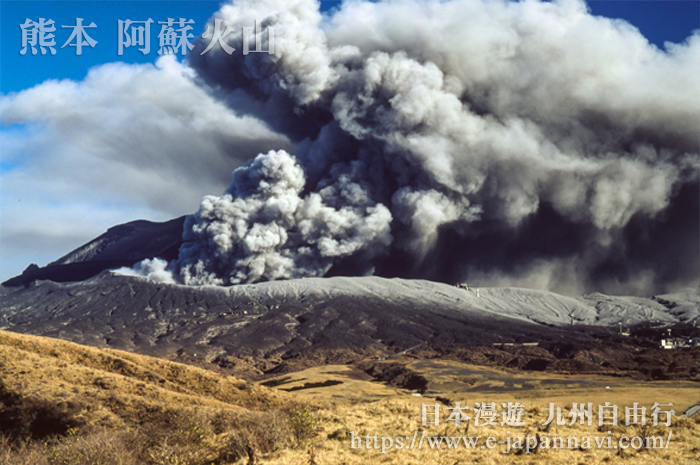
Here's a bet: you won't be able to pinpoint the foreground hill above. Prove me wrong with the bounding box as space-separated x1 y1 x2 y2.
1 330 699 465
0 330 293 464
0 330 285 421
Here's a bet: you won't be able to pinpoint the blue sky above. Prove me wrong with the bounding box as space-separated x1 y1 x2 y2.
0 0 346 93
1 1 697 94
1 1 223 93
0 0 698 282
587 0 699 46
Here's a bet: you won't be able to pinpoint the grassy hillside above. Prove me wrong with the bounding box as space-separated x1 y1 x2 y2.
0 330 295 464
1 330 699 465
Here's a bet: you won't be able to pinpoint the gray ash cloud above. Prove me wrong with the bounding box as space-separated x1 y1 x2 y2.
132 0 699 294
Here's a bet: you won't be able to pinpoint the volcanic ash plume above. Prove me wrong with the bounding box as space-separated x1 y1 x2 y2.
170 150 392 285
135 0 700 293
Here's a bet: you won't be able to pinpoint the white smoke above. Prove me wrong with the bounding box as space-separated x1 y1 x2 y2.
168 150 392 285
135 0 698 293
0 56 292 280
115 258 177 284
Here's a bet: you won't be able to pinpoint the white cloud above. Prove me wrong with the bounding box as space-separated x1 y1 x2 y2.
0 56 291 280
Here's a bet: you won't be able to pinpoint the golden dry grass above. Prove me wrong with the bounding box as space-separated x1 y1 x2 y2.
266 399 700 465
256 360 700 464
0 330 295 464
0 330 287 418
0 330 699 465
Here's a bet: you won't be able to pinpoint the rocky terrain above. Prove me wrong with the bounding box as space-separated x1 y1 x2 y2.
1 214 699 384
1 270 698 382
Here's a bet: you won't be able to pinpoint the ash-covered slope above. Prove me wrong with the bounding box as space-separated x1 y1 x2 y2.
1 272 697 361
2 217 185 287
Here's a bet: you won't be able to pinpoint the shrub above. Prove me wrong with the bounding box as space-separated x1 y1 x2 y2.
48 430 139 465
0 381 82 443
287 405 317 444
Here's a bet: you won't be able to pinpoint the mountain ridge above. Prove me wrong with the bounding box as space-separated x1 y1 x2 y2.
1 271 698 362
3 217 185 287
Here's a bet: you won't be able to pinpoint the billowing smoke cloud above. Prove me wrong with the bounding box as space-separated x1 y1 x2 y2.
171 149 392 284
0 56 292 279
135 0 699 294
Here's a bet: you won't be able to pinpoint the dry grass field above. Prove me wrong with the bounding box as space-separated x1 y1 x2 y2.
0 330 295 464
260 362 700 464
0 330 698 465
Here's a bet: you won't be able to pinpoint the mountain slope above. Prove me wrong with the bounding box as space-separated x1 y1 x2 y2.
2 272 697 364
0 330 295 464
2 217 185 287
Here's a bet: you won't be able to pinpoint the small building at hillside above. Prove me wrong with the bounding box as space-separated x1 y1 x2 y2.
660 337 699 349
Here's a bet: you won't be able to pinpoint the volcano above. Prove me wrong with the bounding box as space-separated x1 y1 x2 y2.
2 0 699 382
1 217 698 380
